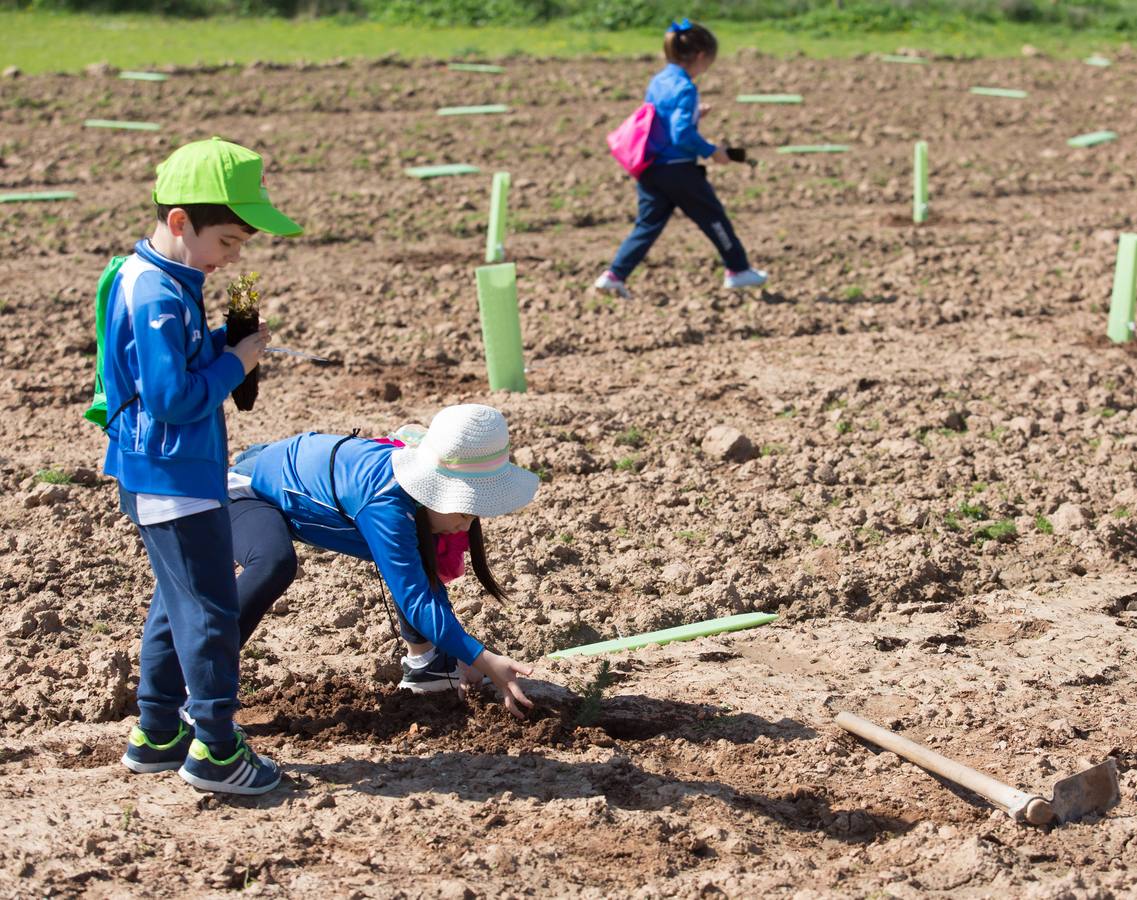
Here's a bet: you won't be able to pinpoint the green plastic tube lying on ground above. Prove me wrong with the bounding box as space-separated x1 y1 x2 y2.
548 612 778 659
0 191 77 203
83 119 161 130
405 163 481 178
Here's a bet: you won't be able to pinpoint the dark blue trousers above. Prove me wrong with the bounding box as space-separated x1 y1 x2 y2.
610 162 750 280
228 496 428 647
125 495 240 746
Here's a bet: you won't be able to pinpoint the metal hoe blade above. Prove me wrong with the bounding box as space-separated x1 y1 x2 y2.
1049 759 1120 824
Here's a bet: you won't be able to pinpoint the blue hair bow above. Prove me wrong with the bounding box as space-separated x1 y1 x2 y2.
668 17 692 32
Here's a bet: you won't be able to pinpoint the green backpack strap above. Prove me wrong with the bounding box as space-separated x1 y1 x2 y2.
84 255 128 428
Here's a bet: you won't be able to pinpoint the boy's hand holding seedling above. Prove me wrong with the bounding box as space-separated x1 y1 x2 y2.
225 322 270 374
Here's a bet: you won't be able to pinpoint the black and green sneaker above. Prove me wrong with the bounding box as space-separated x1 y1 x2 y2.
178 735 281 796
121 722 193 774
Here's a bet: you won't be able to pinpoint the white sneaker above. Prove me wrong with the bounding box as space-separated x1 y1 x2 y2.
594 270 631 299
723 268 768 289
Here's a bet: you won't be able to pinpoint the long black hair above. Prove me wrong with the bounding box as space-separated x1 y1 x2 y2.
414 506 507 601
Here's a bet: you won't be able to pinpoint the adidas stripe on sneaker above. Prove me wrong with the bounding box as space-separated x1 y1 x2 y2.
177 735 281 796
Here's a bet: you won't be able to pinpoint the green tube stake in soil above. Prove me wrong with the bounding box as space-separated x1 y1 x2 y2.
485 171 510 264
1067 131 1117 148
83 119 161 131
913 140 929 224
880 54 928 64
118 71 169 81
437 104 509 116
405 163 480 179
448 63 505 74
476 263 526 392
1107 233 1137 343
969 87 1028 99
548 612 778 659
737 93 802 104
776 144 850 154
0 191 76 203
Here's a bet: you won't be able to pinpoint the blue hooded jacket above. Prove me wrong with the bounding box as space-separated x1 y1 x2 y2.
247 433 486 665
102 239 246 501
646 63 717 164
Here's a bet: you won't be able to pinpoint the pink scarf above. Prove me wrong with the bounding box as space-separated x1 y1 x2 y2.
376 436 468 584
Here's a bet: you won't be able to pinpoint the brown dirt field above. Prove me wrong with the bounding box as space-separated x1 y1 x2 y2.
2 52 1137 897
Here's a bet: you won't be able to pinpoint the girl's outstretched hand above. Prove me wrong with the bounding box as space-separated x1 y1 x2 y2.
472 649 534 719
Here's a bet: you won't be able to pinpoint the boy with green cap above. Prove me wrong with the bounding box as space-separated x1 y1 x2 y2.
102 137 302 795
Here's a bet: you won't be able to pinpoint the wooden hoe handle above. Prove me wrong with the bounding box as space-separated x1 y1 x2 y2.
835 711 1054 825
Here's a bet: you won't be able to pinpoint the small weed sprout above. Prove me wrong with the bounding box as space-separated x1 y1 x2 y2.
1035 515 1054 534
614 455 639 472
975 519 1017 543
1112 506 1130 519
35 468 70 485
573 659 613 728
615 426 645 448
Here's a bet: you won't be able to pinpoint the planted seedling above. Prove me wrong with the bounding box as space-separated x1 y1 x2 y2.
226 272 261 411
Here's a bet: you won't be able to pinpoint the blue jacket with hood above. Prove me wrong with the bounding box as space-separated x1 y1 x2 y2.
246 433 486 666
646 63 717 164
102 239 246 501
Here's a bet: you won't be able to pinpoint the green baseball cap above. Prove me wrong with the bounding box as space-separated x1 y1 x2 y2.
153 137 302 236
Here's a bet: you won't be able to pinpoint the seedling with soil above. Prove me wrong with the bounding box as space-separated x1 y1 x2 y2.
226 272 261 411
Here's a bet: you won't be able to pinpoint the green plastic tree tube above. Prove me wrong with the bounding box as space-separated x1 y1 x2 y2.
83 119 161 131
119 71 169 81
1067 131 1117 148
405 163 480 179
485 171 510 264
1107 233 1137 343
437 104 509 116
475 263 527 392
737 93 802 104
776 144 850 154
880 54 928 64
913 141 929 224
969 87 1027 99
0 191 76 203
449 63 505 73
548 612 778 659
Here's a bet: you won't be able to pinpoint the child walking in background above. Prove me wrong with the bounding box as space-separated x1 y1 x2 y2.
225 404 540 719
595 19 767 299
103 138 303 795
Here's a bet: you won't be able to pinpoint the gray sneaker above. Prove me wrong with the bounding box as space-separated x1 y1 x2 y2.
723 268 769 289
398 652 460 694
594 270 631 299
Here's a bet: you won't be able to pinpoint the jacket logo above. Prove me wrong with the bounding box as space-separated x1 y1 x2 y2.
149 313 177 329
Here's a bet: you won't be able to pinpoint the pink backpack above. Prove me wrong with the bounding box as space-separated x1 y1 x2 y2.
606 102 656 179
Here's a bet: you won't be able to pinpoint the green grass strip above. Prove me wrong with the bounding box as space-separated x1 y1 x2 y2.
880 54 928 63
83 118 161 131
548 612 778 659
0 190 77 203
1068 130 1118 147
777 144 850 153
405 163 480 178
437 104 509 116
118 70 169 81
737 93 802 104
448 62 504 73
969 86 1028 98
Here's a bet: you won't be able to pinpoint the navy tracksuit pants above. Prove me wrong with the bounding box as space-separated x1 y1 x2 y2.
122 489 242 747
609 162 750 280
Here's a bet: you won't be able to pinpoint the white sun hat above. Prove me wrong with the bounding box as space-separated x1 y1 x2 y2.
390 404 539 518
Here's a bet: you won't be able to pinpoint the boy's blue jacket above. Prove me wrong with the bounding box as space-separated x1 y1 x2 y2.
646 63 717 163
102 239 246 501
247 433 486 666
